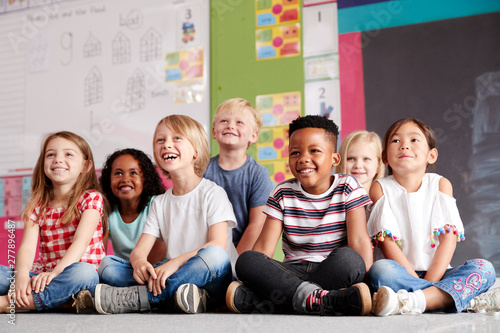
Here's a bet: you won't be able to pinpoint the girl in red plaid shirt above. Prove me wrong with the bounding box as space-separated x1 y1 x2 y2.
0 131 106 313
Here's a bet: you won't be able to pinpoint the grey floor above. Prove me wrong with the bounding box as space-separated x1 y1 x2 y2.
2 280 500 333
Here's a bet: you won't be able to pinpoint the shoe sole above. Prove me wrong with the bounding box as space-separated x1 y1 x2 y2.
353 283 372 316
225 281 243 314
175 284 207 314
371 286 397 316
94 284 110 315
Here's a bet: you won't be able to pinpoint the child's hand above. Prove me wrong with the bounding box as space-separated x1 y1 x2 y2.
15 273 32 308
132 260 157 285
150 261 179 297
31 271 59 293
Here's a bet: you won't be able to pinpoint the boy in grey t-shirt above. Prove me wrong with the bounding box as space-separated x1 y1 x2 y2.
204 98 274 254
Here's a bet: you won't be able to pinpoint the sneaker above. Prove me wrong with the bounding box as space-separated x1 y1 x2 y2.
94 284 150 314
467 288 500 313
372 286 422 316
308 282 372 316
175 283 208 314
226 281 261 314
72 290 95 314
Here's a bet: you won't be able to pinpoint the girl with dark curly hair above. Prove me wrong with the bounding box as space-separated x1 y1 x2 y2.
97 148 166 287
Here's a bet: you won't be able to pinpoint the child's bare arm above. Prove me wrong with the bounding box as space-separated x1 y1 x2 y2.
370 181 418 277
14 221 39 307
147 240 166 264
150 221 228 296
252 216 283 258
130 233 157 285
346 207 373 272
378 238 419 278
424 177 456 282
236 205 267 255
31 209 100 293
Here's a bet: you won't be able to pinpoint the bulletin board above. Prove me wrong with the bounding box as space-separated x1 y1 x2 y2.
360 12 500 272
0 0 210 177
210 0 305 157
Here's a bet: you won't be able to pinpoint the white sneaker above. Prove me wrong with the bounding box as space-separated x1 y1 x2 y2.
372 286 423 316
467 288 500 313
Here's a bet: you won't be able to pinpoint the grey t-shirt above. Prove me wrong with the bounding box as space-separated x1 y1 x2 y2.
204 155 275 246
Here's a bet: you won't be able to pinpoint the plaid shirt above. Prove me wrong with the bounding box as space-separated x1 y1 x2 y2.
30 190 105 273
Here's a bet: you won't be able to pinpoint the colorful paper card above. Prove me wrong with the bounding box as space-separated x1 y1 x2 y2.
257 125 289 161
165 48 203 82
255 0 300 27
256 23 300 60
256 91 301 126
261 160 293 184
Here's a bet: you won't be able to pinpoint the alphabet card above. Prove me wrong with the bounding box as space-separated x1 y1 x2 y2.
256 23 300 60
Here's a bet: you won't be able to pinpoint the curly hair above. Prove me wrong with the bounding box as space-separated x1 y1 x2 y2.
99 148 165 213
289 115 339 149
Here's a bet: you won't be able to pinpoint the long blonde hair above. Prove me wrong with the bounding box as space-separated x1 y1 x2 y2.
21 131 105 227
336 130 385 181
153 115 210 179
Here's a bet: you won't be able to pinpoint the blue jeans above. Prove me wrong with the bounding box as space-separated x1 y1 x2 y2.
0 262 99 311
368 259 496 312
101 245 232 309
99 255 152 287
236 247 367 313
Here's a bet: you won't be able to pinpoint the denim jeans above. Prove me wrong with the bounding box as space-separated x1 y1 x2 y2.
101 245 232 309
236 247 366 313
368 259 496 312
98 255 163 287
0 262 99 311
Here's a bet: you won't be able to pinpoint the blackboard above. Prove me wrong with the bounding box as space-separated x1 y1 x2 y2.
362 12 500 272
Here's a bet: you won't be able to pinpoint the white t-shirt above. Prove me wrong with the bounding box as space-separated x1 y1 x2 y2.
367 173 465 271
143 178 238 269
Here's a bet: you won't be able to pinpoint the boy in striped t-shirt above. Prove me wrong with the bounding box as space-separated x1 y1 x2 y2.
226 115 374 316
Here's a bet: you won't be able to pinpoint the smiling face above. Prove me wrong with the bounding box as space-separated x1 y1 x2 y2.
43 137 87 188
212 108 258 151
154 122 197 177
288 127 340 195
110 154 143 205
385 121 438 175
345 140 380 189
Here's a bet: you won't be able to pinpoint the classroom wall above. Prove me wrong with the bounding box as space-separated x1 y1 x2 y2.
210 0 500 273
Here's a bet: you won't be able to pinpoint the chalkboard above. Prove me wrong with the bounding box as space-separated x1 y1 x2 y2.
0 0 210 175
362 12 500 272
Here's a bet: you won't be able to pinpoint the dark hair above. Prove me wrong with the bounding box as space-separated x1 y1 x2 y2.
289 115 339 148
382 117 437 175
99 148 165 213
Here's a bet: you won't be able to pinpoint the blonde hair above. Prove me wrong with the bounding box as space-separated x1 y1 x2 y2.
154 114 210 179
22 131 106 228
336 130 385 181
213 98 263 133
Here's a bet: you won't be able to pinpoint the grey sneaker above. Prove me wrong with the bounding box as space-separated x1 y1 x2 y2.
467 288 500 313
95 284 150 314
72 290 95 314
175 283 207 314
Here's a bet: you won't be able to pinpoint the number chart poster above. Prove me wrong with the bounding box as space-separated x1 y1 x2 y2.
256 91 301 183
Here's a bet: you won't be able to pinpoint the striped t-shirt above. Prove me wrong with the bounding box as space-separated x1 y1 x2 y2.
264 174 371 263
